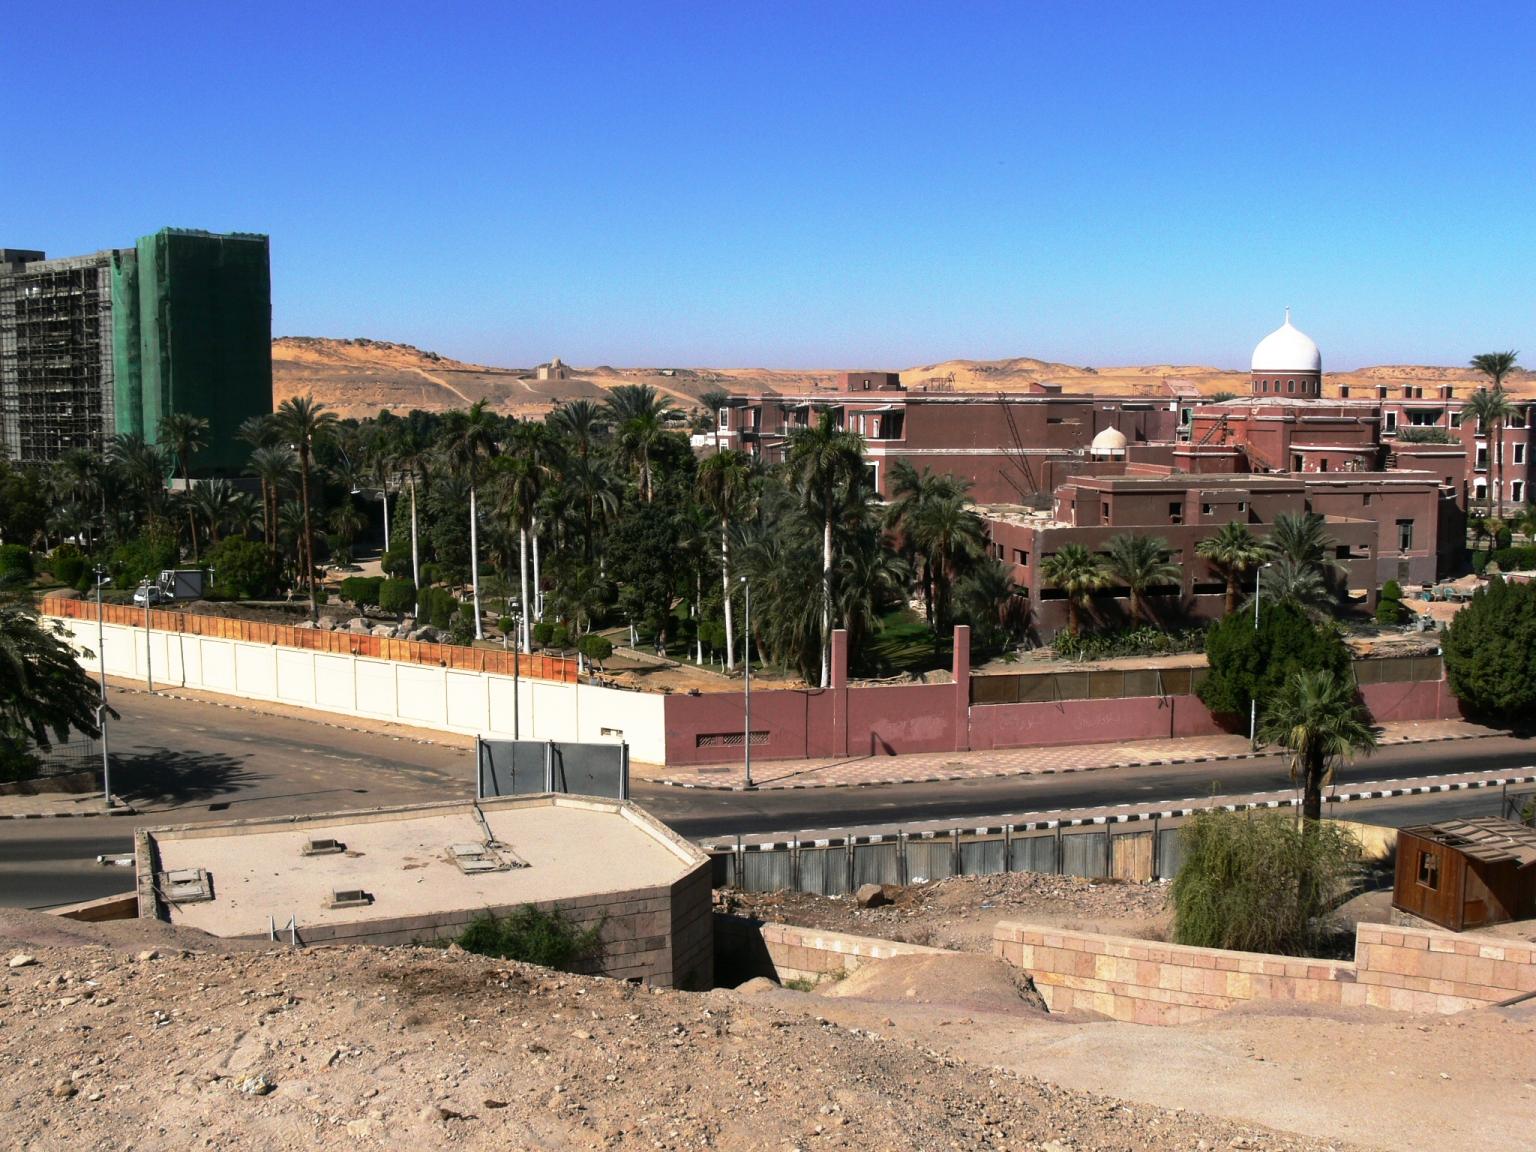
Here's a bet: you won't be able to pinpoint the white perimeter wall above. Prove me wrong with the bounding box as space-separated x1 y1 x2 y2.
54 618 668 764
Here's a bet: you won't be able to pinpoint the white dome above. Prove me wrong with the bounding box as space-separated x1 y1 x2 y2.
1091 426 1128 455
1251 310 1321 374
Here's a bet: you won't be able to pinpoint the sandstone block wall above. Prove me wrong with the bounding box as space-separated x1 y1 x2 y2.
716 916 948 986
994 921 1535 1025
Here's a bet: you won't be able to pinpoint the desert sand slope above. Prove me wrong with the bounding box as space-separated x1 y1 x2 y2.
272 336 1536 418
0 908 1353 1152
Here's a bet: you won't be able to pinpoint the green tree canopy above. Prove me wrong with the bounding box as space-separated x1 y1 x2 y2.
1442 577 1536 725
1198 601 1352 719
1258 667 1377 823
205 536 277 600
0 597 108 781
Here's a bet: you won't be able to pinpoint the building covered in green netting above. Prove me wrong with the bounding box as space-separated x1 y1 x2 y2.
111 229 272 473
0 228 271 472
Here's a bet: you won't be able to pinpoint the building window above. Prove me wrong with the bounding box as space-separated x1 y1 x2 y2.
1101 502 1110 519
1477 445 1488 470
1514 480 1526 504
1362 493 1372 506
1516 443 1526 465
1237 501 1246 512
718 409 728 429
1013 549 1028 565
1319 459 1329 472
1397 519 1414 551
1451 411 1462 428
1417 851 1439 891
1169 501 1183 524
1201 503 1213 516
1385 411 1398 432
1287 380 1295 393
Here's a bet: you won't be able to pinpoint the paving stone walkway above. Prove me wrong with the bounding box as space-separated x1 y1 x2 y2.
638 719 1506 791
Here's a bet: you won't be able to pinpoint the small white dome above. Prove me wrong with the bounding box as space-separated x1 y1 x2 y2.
1251 309 1321 374
1091 426 1128 455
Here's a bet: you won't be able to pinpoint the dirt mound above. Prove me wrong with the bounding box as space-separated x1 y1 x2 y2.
0 907 264 956
0 931 1353 1152
819 952 1047 1014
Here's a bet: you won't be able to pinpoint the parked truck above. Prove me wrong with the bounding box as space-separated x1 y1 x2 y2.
132 568 205 606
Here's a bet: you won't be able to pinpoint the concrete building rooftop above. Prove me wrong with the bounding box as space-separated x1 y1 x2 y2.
140 795 704 939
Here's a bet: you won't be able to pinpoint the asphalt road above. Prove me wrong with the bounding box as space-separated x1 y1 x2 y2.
2 689 1531 909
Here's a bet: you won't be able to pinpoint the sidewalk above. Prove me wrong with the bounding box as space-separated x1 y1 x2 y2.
0 792 134 819
640 718 1509 791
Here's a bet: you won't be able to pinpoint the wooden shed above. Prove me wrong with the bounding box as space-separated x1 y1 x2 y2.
1393 817 1536 931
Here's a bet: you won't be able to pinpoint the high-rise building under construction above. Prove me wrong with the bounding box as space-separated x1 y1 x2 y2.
0 229 271 472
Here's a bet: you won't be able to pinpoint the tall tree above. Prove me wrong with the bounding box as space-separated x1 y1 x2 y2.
0 596 109 782
607 385 672 503
883 463 969 626
1464 363 1519 519
1257 668 1376 823
1197 520 1269 616
491 454 542 653
272 395 338 620
1265 511 1346 591
696 449 753 669
1040 543 1107 636
1104 533 1179 624
160 413 209 561
438 400 501 639
249 446 297 570
909 491 987 631
785 409 866 687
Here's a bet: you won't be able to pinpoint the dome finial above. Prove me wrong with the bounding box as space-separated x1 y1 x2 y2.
1284 306 1292 325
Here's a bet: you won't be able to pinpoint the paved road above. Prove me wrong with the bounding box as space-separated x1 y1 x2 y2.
2 690 1531 908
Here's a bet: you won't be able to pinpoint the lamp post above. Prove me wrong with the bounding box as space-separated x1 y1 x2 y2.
142 583 154 694
504 599 521 739
740 576 754 791
1249 561 1273 746
94 567 112 808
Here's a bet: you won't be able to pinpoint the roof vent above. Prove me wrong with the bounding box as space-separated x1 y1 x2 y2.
302 838 346 856
159 868 213 903
448 842 526 874
327 888 373 909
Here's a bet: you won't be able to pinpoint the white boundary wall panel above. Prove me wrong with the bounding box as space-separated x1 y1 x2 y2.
51 617 668 764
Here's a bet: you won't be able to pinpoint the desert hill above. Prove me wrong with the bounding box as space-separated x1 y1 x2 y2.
274 337 1536 418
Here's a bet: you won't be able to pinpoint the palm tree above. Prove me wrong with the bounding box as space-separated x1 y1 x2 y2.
1040 543 1107 637
883 463 969 626
1258 556 1334 620
548 399 606 461
785 409 866 687
1257 668 1377 823
438 400 501 639
957 555 1028 651
160 413 209 561
109 433 171 531
249 446 297 568
189 479 238 549
696 449 753 669
1265 511 1346 588
1104 533 1179 624
909 491 987 630
506 422 562 622
1197 521 1269 616
607 385 672 503
386 425 431 619
491 454 542 653
1464 371 1519 520
834 525 910 668
272 395 338 620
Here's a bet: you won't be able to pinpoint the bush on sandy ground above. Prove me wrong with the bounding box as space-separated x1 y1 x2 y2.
456 905 603 971
1170 809 1360 955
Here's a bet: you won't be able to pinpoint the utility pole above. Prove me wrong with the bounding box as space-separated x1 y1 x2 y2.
94 567 112 808
741 576 754 791
1249 562 1273 747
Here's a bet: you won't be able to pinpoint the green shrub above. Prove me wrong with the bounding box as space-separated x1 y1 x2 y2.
419 586 459 631
699 620 726 653
1374 598 1408 625
338 575 384 612
1198 602 1351 717
455 905 603 972
578 633 614 666
381 546 414 580
48 544 87 587
1052 625 1208 662
1171 809 1361 956
532 620 555 647
1488 546 1536 572
379 579 417 619
0 544 34 586
549 623 570 649
1396 426 1453 444
108 532 178 591
1379 580 1403 602
205 537 277 600
1472 551 1490 574
497 614 516 636
1443 577 1536 724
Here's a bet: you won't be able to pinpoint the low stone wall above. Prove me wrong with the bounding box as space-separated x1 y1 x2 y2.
715 915 948 986
53 893 139 922
994 921 1536 1025
230 860 713 990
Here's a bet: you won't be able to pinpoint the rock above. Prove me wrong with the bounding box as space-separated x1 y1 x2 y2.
136 950 159 962
345 617 370 633
294 620 316 630
371 625 397 638
346 1118 378 1138
484 1099 508 1109
854 884 891 909
238 1073 276 1096
50 1080 77 1099
8 954 37 969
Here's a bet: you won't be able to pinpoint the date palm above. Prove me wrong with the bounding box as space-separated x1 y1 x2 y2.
249 446 297 567
1040 543 1107 637
1197 521 1268 616
696 449 754 669
1265 511 1346 588
883 463 969 626
159 412 209 560
786 409 867 687
607 385 672 503
491 453 542 653
1104 533 1179 625
272 395 338 620
909 491 987 630
1464 366 1519 519
189 478 238 549
438 400 501 639
1258 668 1376 823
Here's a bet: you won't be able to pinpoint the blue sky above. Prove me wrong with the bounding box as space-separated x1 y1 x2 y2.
7 3 1533 370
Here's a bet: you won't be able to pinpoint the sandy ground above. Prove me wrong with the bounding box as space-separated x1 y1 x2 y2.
1 909 1353 1152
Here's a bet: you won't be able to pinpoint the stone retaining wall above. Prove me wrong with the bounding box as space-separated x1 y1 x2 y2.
994 921 1536 1025
715 915 948 986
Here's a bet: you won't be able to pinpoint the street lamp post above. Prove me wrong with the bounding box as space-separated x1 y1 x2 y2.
740 576 754 791
94 567 112 808
1249 562 1273 746
142 584 154 694
503 599 521 739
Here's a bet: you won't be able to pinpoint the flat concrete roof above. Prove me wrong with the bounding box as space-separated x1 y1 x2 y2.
141 795 704 938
